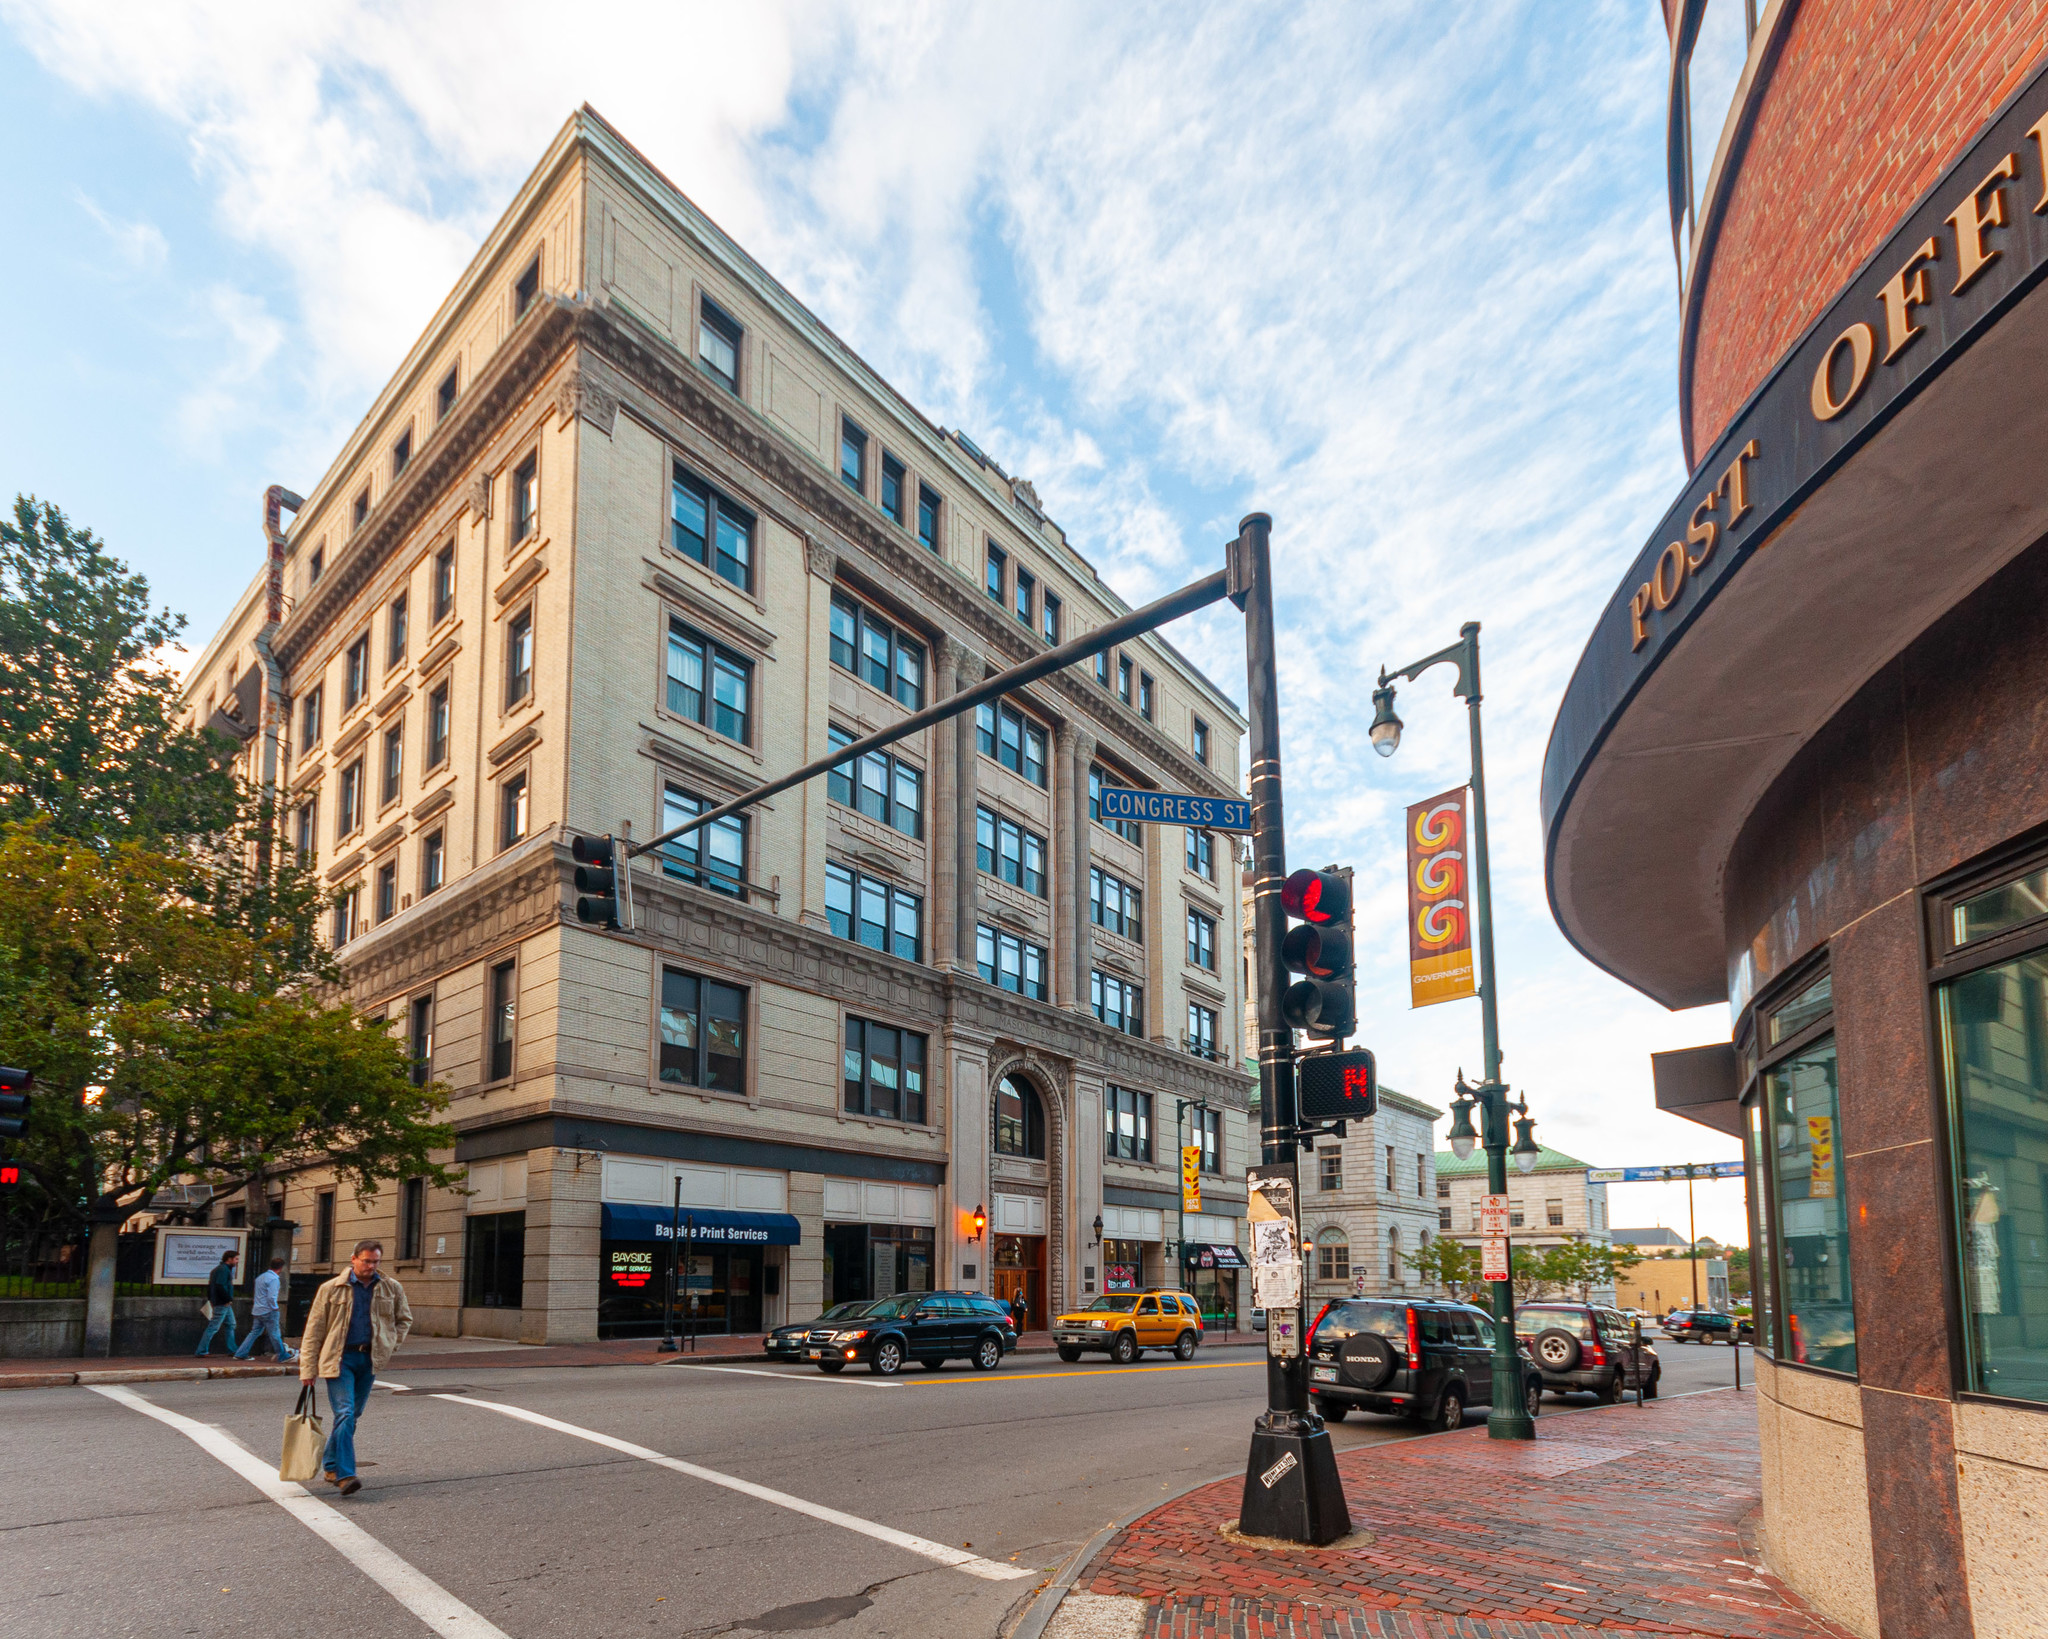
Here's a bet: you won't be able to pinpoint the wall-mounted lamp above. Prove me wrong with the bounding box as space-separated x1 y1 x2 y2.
1090 1213 1104 1248
970 1203 987 1243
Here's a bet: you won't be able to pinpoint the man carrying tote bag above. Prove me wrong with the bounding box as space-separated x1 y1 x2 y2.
297 1239 412 1497
279 1382 324 1482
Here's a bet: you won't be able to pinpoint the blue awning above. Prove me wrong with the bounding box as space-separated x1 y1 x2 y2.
601 1204 801 1246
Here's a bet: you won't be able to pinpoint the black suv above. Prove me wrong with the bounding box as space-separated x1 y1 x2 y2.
804 1290 1016 1375
1306 1297 1543 1432
1664 1309 1738 1344
1515 1303 1660 1402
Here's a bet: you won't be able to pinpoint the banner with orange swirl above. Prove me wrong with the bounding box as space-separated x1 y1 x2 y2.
1407 788 1476 1008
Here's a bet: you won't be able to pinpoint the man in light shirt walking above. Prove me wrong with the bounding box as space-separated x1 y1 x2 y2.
234 1255 297 1362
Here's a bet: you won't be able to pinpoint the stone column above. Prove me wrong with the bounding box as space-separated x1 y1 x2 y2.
1053 724 1080 1008
799 541 839 930
934 638 962 970
952 646 985 974
1069 728 1096 1011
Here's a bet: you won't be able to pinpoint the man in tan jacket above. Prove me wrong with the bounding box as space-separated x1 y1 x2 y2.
299 1238 412 1496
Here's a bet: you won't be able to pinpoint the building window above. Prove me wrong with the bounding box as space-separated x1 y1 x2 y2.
1316 1228 1349 1281
1187 910 1217 970
1320 1151 1342 1192
995 1075 1046 1159
1193 1106 1222 1174
1417 1155 1427 1197
1546 1198 1565 1227
499 770 529 849
375 860 398 923
391 427 412 479
1436 1177 1450 1199
336 759 364 839
844 1018 926 1124
880 452 906 524
408 994 433 1087
698 295 742 391
1090 867 1142 940
1089 765 1141 842
1193 718 1209 764
670 463 755 592
1091 971 1143 1035
1385 1145 1395 1189
352 488 370 534
1186 1003 1219 1062
315 1191 335 1264
294 798 317 863
1015 566 1035 626
399 1177 424 1262
828 592 924 708
1094 650 1111 689
1139 671 1155 721
985 541 1006 603
344 634 370 712
1510 1205 1525 1228
666 619 752 744
839 417 867 494
487 959 516 1082
332 883 361 947
464 1211 524 1309
1185 828 1214 880
659 966 745 1093
975 924 1049 1000
826 863 922 962
505 608 534 707
1043 594 1061 645
1117 657 1133 705
828 725 922 839
432 543 455 622
916 483 941 552
300 685 323 748
388 592 408 670
420 829 445 896
307 544 324 587
1439 1206 1453 1230
1388 1227 1402 1285
509 453 538 547
436 364 458 423
426 680 450 770
514 253 540 318
660 785 747 899
1104 1085 1153 1162
978 807 1046 895
977 701 1047 786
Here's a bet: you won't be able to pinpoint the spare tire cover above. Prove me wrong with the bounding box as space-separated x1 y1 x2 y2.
1533 1328 1582 1371
1337 1332 1396 1389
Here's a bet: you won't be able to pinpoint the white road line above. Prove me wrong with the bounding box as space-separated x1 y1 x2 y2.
90 1385 512 1638
661 1363 901 1389
435 1394 1032 1582
377 1380 412 1392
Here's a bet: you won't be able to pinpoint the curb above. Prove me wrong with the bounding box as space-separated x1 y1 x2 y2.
0 1363 294 1390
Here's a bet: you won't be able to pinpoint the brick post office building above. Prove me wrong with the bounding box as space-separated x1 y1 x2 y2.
1543 8 2048 1637
180 107 1252 1348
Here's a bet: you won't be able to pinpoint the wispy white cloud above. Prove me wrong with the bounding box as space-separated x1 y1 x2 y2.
75 190 168 272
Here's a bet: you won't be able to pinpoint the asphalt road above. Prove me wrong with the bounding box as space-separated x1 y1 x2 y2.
1 1335 1752 1639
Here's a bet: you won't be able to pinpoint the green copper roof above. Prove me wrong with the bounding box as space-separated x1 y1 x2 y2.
1434 1143 1592 1179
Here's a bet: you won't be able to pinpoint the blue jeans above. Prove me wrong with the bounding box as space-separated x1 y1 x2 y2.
195 1305 238 1356
234 1311 292 1360
321 1348 376 1480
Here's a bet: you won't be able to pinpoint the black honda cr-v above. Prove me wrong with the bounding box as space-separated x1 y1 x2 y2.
1306 1296 1543 1432
804 1289 1015 1375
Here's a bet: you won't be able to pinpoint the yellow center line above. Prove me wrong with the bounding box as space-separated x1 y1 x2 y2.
910 1359 1265 1386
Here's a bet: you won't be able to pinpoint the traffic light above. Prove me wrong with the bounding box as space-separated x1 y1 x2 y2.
1299 1048 1377 1122
0 1066 29 1142
573 835 622 928
1280 866 1356 1039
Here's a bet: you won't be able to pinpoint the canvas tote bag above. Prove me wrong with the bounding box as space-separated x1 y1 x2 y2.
279 1382 325 1483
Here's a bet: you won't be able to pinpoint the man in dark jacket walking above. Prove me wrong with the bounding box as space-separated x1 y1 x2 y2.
194 1249 240 1356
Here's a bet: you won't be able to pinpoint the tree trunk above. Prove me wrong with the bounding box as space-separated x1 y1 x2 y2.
82 1218 119 1356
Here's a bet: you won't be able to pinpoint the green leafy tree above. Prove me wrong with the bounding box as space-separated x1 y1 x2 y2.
0 495 239 847
1515 1236 1637 1303
1402 1234 1483 1299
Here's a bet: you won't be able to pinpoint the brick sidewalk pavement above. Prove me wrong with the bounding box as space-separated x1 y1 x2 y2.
1076 1388 1858 1638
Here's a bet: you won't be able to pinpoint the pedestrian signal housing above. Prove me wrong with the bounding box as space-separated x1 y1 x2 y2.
1298 1048 1377 1122
573 835 622 928
1280 867 1356 1038
0 1065 29 1141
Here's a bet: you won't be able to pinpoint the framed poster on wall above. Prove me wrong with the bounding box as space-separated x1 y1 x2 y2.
152 1227 250 1285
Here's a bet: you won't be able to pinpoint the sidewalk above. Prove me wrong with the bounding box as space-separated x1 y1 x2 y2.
1052 1388 1857 1639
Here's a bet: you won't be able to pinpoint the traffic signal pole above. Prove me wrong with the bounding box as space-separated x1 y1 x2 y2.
1232 513 1350 1544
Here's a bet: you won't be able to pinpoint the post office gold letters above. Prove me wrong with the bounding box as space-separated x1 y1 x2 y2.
1812 322 1876 421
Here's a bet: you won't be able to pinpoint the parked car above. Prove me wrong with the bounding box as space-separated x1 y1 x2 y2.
1249 1306 1267 1332
804 1290 1015 1375
1664 1309 1737 1344
1305 1297 1543 1433
767 1300 876 1361
1514 1302 1660 1402
1053 1290 1203 1363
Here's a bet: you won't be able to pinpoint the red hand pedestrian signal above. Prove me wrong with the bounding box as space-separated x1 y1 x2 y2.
1298 1049 1377 1121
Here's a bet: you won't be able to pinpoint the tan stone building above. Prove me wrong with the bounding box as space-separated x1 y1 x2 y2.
1435 1145 1614 1306
180 107 1251 1343
1299 1087 1442 1306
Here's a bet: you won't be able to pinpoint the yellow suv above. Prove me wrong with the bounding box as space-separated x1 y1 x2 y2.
1053 1290 1204 1364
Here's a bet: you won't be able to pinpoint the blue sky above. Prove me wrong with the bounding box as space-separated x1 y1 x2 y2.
0 1 1750 1241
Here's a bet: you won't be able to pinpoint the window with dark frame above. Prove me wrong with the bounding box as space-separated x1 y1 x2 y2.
1043 593 1061 645
670 463 755 592
659 966 745 1093
514 253 540 318
381 724 402 806
388 592 408 670
436 364 459 423
510 453 538 547
1193 718 1209 764
332 883 360 946
698 295 742 391
375 860 398 923
1117 656 1132 704
1139 671 1155 721
828 591 924 708
1094 650 1110 688
976 701 1046 786
840 417 868 493
1089 764 1141 842
506 608 534 707
985 541 1005 602
392 427 412 478
336 758 363 839
916 483 941 552
1187 909 1217 970
315 1190 335 1264
1186 1003 1219 1062
408 993 433 1087
308 544 324 586
976 925 1048 999
1319 1150 1342 1192
301 685 323 747
464 1211 524 1310
1104 1085 1153 1162
426 680 450 769
826 863 922 962
352 488 370 534
995 1076 1045 1158
432 543 455 622
399 1177 424 1261
1091 970 1143 1035
420 828 445 896
487 959 516 1081
665 618 752 743
843 1017 927 1124
880 452 906 524
1015 566 1035 626
827 725 923 839
1090 866 1142 940
499 769 529 849
1185 828 1214 879
344 634 370 711
1193 1105 1222 1173
661 784 748 899
977 807 1046 896
294 798 317 863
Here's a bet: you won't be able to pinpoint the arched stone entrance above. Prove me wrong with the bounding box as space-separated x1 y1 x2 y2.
986 1056 1069 1331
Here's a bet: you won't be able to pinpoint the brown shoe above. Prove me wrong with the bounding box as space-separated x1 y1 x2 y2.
323 1471 340 1486
336 1476 361 1496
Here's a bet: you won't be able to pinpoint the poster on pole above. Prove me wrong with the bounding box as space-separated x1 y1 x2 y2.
1482 1236 1509 1283
1247 1165 1302 1358
1181 1146 1202 1214
1407 788 1477 1008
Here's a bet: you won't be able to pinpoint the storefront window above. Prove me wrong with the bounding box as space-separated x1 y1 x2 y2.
1941 948 2048 1404
824 1222 933 1307
464 1211 524 1310
1745 1096 1777 1356
1102 1238 1146 1292
1767 1039 1855 1373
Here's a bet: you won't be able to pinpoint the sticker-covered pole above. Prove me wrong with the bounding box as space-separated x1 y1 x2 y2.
1232 513 1350 1545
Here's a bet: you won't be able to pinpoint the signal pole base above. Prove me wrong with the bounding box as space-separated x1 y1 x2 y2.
1238 1421 1350 1544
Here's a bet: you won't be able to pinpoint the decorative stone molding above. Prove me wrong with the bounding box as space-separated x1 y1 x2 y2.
555 368 619 436
488 720 541 767
806 540 838 582
467 471 492 520
987 1049 1073 1311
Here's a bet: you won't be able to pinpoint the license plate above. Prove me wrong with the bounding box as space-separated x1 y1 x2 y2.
1311 1365 1337 1383
805 1349 823 1360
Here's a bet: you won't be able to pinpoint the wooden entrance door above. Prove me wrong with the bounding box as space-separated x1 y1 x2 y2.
991 1234 1047 1329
